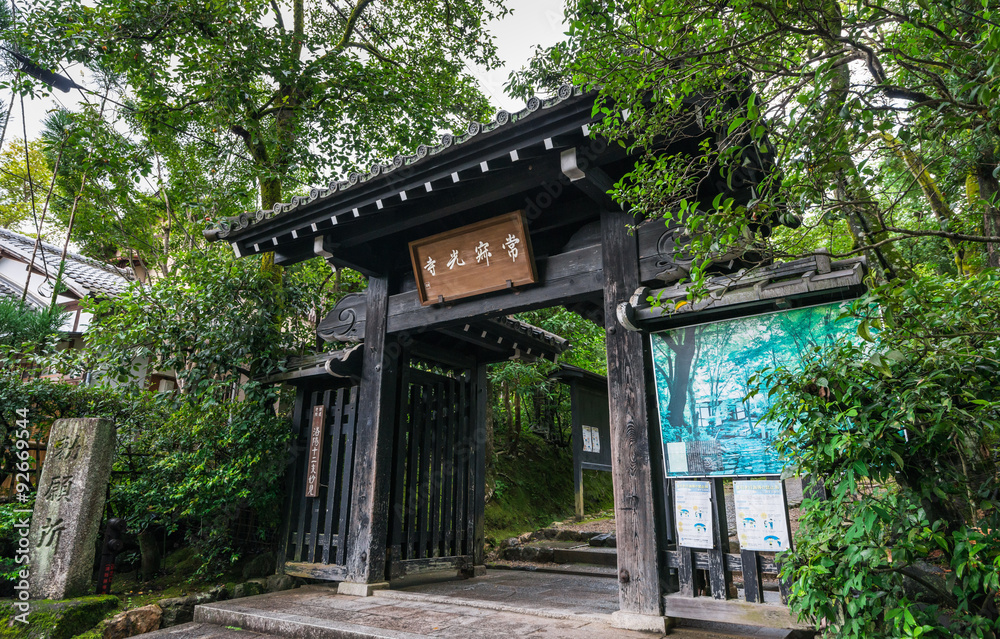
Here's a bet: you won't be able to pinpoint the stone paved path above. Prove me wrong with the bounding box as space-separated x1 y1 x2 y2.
139 573 797 639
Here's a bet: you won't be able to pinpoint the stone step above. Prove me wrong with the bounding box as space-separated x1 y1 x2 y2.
192 598 428 639
136 621 284 638
551 546 618 567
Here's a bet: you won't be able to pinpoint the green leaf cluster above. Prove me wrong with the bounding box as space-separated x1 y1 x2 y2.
766 272 1000 637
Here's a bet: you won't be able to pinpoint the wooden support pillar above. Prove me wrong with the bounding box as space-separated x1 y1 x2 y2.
341 274 400 595
601 209 667 631
472 362 488 569
571 383 585 519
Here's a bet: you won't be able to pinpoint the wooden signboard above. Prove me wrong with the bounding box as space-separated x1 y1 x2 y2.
304 404 326 498
408 211 537 306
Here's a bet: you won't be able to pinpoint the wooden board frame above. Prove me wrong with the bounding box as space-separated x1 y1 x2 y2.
408 210 537 306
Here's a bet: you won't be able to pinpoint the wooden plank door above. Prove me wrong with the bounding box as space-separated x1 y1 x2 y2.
386 367 480 580
280 384 359 580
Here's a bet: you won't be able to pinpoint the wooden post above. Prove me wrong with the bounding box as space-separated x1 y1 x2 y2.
707 478 732 599
278 386 307 571
602 208 667 631
340 274 400 595
472 362 488 569
571 382 585 519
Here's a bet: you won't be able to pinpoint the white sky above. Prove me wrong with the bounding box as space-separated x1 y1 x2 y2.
9 0 569 142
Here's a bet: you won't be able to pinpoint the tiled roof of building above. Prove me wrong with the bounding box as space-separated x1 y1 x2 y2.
205 84 584 241
0 227 134 299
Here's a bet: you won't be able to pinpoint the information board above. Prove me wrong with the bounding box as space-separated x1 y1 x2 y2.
732 480 791 551
674 480 714 549
651 302 863 477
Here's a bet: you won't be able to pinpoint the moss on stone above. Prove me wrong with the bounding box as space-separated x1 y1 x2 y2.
0 595 119 639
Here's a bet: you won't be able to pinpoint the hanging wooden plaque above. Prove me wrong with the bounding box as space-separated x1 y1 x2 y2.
408 210 537 306
304 404 326 498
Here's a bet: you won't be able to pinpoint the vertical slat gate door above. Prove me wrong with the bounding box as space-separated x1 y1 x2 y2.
386 366 479 580
281 384 359 580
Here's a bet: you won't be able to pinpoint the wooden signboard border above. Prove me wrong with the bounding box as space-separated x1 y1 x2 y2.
408 210 537 306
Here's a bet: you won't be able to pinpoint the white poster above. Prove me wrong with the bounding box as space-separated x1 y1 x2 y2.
674 480 713 549
586 425 601 454
666 442 688 474
733 480 791 551
582 426 593 453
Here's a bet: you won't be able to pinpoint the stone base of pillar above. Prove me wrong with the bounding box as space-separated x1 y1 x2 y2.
337 581 389 597
461 564 487 578
610 610 674 633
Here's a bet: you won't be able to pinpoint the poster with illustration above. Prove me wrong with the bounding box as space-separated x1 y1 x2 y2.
732 480 791 551
674 480 713 548
651 302 863 477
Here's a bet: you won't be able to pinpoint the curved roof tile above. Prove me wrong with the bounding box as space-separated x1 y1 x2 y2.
206 85 581 241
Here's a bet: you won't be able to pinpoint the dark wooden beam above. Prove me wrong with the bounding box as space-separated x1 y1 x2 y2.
562 148 619 209
343 274 400 587
601 207 664 617
334 160 565 250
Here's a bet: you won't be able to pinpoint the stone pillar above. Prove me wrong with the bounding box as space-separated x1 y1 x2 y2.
29 418 116 599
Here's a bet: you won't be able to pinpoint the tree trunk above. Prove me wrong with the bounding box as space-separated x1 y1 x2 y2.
976 165 1000 268
666 326 698 434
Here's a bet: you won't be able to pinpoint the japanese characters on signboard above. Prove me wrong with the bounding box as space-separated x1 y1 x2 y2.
305 405 326 498
408 211 537 306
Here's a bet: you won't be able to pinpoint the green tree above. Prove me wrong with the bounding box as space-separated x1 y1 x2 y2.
22 0 509 220
513 1 1000 281
0 139 60 232
767 274 1000 637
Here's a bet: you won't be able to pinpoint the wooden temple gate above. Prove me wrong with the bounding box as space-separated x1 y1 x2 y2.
210 85 864 631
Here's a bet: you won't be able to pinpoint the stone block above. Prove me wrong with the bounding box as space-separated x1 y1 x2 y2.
610 610 673 633
233 580 266 599
589 533 612 547
554 529 582 542
29 418 116 599
102 603 162 639
539 528 559 540
241 552 277 580
208 584 229 601
265 574 298 592
336 581 389 597
157 595 198 627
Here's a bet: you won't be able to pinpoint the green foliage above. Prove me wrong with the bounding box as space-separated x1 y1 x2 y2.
71 246 338 568
767 272 1000 637
0 595 119 639
485 431 614 542
0 296 66 351
0 139 59 231
20 0 510 211
517 1 1000 283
